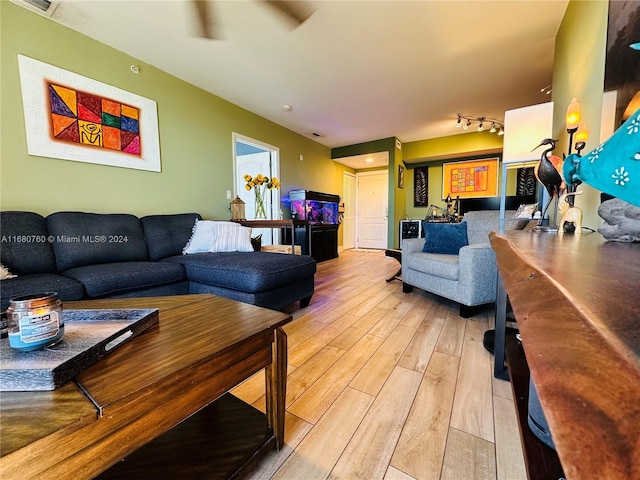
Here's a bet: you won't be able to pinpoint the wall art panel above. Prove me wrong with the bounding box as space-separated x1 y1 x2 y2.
18 55 161 172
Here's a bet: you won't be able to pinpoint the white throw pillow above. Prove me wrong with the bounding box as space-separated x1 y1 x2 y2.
183 220 252 254
183 220 216 254
209 224 254 253
0 263 17 280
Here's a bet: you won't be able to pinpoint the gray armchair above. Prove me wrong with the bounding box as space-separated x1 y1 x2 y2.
401 210 528 317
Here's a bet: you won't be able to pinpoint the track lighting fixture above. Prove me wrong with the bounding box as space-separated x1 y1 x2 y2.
454 114 504 135
540 85 552 95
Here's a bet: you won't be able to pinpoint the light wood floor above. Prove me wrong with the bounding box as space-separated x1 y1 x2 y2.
231 249 526 480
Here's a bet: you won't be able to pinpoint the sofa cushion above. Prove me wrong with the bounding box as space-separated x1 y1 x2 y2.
405 252 460 281
141 213 202 261
102 281 189 299
189 276 314 311
0 273 85 311
0 211 57 274
166 251 316 293
47 212 149 271
422 222 468 254
62 261 185 298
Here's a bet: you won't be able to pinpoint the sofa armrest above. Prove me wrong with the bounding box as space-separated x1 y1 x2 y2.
402 237 424 254
459 243 497 273
457 243 498 297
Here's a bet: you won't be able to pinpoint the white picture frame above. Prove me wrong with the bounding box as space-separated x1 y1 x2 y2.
18 54 161 172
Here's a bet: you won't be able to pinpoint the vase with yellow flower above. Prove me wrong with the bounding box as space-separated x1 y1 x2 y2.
243 173 281 219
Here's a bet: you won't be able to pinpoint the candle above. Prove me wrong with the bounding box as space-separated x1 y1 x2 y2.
6 292 64 351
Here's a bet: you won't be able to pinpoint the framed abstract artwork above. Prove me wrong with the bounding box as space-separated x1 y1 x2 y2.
442 157 499 199
18 55 161 172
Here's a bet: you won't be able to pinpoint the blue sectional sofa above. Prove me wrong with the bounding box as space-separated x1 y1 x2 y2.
0 211 316 312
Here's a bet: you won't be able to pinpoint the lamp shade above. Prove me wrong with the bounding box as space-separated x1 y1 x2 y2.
575 124 589 143
566 98 581 131
502 102 554 164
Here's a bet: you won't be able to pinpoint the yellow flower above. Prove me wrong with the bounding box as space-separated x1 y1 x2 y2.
243 173 280 191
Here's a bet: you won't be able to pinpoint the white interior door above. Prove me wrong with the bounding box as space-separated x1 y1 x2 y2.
356 171 388 249
342 172 356 250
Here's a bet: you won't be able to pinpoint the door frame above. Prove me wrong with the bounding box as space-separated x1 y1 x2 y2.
232 133 281 220
342 172 356 250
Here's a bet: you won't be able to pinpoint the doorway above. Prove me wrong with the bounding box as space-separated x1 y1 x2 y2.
356 171 389 249
342 172 356 250
233 133 280 245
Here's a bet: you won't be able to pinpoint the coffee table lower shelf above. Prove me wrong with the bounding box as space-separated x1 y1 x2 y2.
96 393 275 480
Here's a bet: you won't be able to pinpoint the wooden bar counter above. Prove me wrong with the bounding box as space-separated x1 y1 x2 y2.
490 231 640 480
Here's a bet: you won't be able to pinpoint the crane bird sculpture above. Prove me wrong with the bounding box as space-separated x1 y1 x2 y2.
532 138 565 227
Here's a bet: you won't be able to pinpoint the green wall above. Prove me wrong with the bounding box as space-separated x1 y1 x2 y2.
0 2 351 229
552 0 608 231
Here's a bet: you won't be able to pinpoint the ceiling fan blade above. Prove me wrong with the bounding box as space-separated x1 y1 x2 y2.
260 0 314 28
192 0 218 40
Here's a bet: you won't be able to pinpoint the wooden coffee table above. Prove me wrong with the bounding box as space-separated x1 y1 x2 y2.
0 294 292 479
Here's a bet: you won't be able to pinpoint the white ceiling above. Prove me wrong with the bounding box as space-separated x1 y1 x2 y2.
18 0 568 164
334 151 389 170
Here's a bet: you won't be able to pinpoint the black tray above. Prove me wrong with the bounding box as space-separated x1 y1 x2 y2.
0 309 159 391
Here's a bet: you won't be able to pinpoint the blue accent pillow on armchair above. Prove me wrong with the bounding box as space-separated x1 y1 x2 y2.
422 222 469 254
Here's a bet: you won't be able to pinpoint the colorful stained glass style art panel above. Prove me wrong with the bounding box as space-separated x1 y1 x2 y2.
442 157 499 199
449 166 489 193
49 84 141 155
18 55 160 172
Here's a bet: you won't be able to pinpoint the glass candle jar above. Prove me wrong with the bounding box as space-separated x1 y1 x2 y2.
6 292 64 351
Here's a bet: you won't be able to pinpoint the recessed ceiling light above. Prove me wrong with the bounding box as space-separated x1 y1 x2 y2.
282 105 293 111
366 158 374 163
